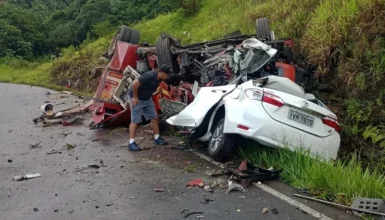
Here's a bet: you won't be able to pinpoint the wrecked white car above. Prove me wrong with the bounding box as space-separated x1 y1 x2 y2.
167 75 341 162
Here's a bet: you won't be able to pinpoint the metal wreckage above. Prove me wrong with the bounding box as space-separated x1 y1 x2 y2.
81 17 340 162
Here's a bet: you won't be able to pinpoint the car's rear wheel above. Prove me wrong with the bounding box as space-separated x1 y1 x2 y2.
208 118 235 162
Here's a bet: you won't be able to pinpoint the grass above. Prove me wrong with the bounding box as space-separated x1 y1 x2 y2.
0 34 111 95
239 144 385 205
0 60 91 96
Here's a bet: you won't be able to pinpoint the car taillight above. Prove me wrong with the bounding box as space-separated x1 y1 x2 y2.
262 92 284 108
322 117 341 133
245 89 263 100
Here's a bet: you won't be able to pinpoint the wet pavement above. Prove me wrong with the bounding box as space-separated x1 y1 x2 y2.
0 84 356 220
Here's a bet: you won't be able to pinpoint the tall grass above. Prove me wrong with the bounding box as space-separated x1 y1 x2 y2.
239 145 385 205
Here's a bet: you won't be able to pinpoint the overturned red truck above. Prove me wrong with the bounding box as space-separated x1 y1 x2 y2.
89 18 313 129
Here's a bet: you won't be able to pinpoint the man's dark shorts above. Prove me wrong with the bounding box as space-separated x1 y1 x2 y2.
127 96 157 123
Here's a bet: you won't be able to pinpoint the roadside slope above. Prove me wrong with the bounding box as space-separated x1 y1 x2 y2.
2 0 385 169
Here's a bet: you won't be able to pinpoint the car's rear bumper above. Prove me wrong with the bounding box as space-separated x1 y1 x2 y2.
223 100 340 161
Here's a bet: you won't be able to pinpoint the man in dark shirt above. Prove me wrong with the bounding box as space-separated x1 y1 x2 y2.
126 64 172 151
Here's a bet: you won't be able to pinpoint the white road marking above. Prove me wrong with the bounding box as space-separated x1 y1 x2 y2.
193 152 334 220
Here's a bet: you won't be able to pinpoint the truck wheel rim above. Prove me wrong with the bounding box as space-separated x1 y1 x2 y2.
209 121 224 152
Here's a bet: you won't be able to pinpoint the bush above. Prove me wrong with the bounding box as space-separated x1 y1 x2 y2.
181 0 201 16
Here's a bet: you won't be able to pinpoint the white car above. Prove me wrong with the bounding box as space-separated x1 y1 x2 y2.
166 75 341 162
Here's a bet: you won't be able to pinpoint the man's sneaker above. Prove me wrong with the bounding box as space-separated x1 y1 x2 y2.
154 137 168 145
128 142 141 151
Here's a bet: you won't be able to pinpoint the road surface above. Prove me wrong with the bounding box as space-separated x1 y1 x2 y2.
0 84 356 220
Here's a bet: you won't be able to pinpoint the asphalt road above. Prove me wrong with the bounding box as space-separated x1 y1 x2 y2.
0 84 356 220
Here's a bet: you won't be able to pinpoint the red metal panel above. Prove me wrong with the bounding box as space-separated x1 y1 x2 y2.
109 41 140 72
275 62 296 82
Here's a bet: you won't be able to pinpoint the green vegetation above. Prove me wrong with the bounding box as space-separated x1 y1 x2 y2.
0 0 181 59
240 144 385 204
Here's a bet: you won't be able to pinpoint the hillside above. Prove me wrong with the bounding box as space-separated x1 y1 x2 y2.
1 0 385 170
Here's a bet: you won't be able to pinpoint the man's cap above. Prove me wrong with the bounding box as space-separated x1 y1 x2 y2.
159 64 172 74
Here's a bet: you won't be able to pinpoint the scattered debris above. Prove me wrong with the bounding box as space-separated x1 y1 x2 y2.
65 144 76 150
44 101 51 103
8 129 12 133
200 198 213 204
237 209 241 212
95 206 99 209
13 173 41 181
92 138 101 142
184 164 198 173
40 104 54 115
59 131 72 136
62 91 73 95
203 185 213 193
205 169 230 177
154 188 165 192
46 91 51 95
272 208 279 214
226 181 246 194
33 208 39 212
239 196 246 199
88 165 100 169
7 159 12 163
262 207 269 214
181 209 204 218
210 178 227 189
106 203 114 207
62 115 82 126
186 179 204 187
46 150 62 155
54 209 59 212
196 215 204 219
229 160 281 182
43 119 62 127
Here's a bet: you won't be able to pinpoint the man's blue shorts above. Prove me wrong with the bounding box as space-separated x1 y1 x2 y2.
127 96 157 123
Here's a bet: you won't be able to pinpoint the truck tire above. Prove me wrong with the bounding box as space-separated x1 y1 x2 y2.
208 118 235 162
106 26 141 58
129 30 140 44
256 17 272 41
156 36 178 76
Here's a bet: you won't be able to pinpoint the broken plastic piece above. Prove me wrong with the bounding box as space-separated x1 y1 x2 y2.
62 116 82 126
262 207 269 214
154 188 165 192
181 209 204 218
13 173 41 181
203 185 213 193
186 179 204 187
226 181 246 194
200 198 213 204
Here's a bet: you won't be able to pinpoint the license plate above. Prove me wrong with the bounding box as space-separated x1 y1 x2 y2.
288 109 315 127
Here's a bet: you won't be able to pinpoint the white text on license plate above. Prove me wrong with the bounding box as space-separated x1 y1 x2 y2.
288 109 314 127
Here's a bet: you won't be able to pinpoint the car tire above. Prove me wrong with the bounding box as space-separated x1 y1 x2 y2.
156 35 178 76
256 17 272 41
106 26 141 58
208 118 235 162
